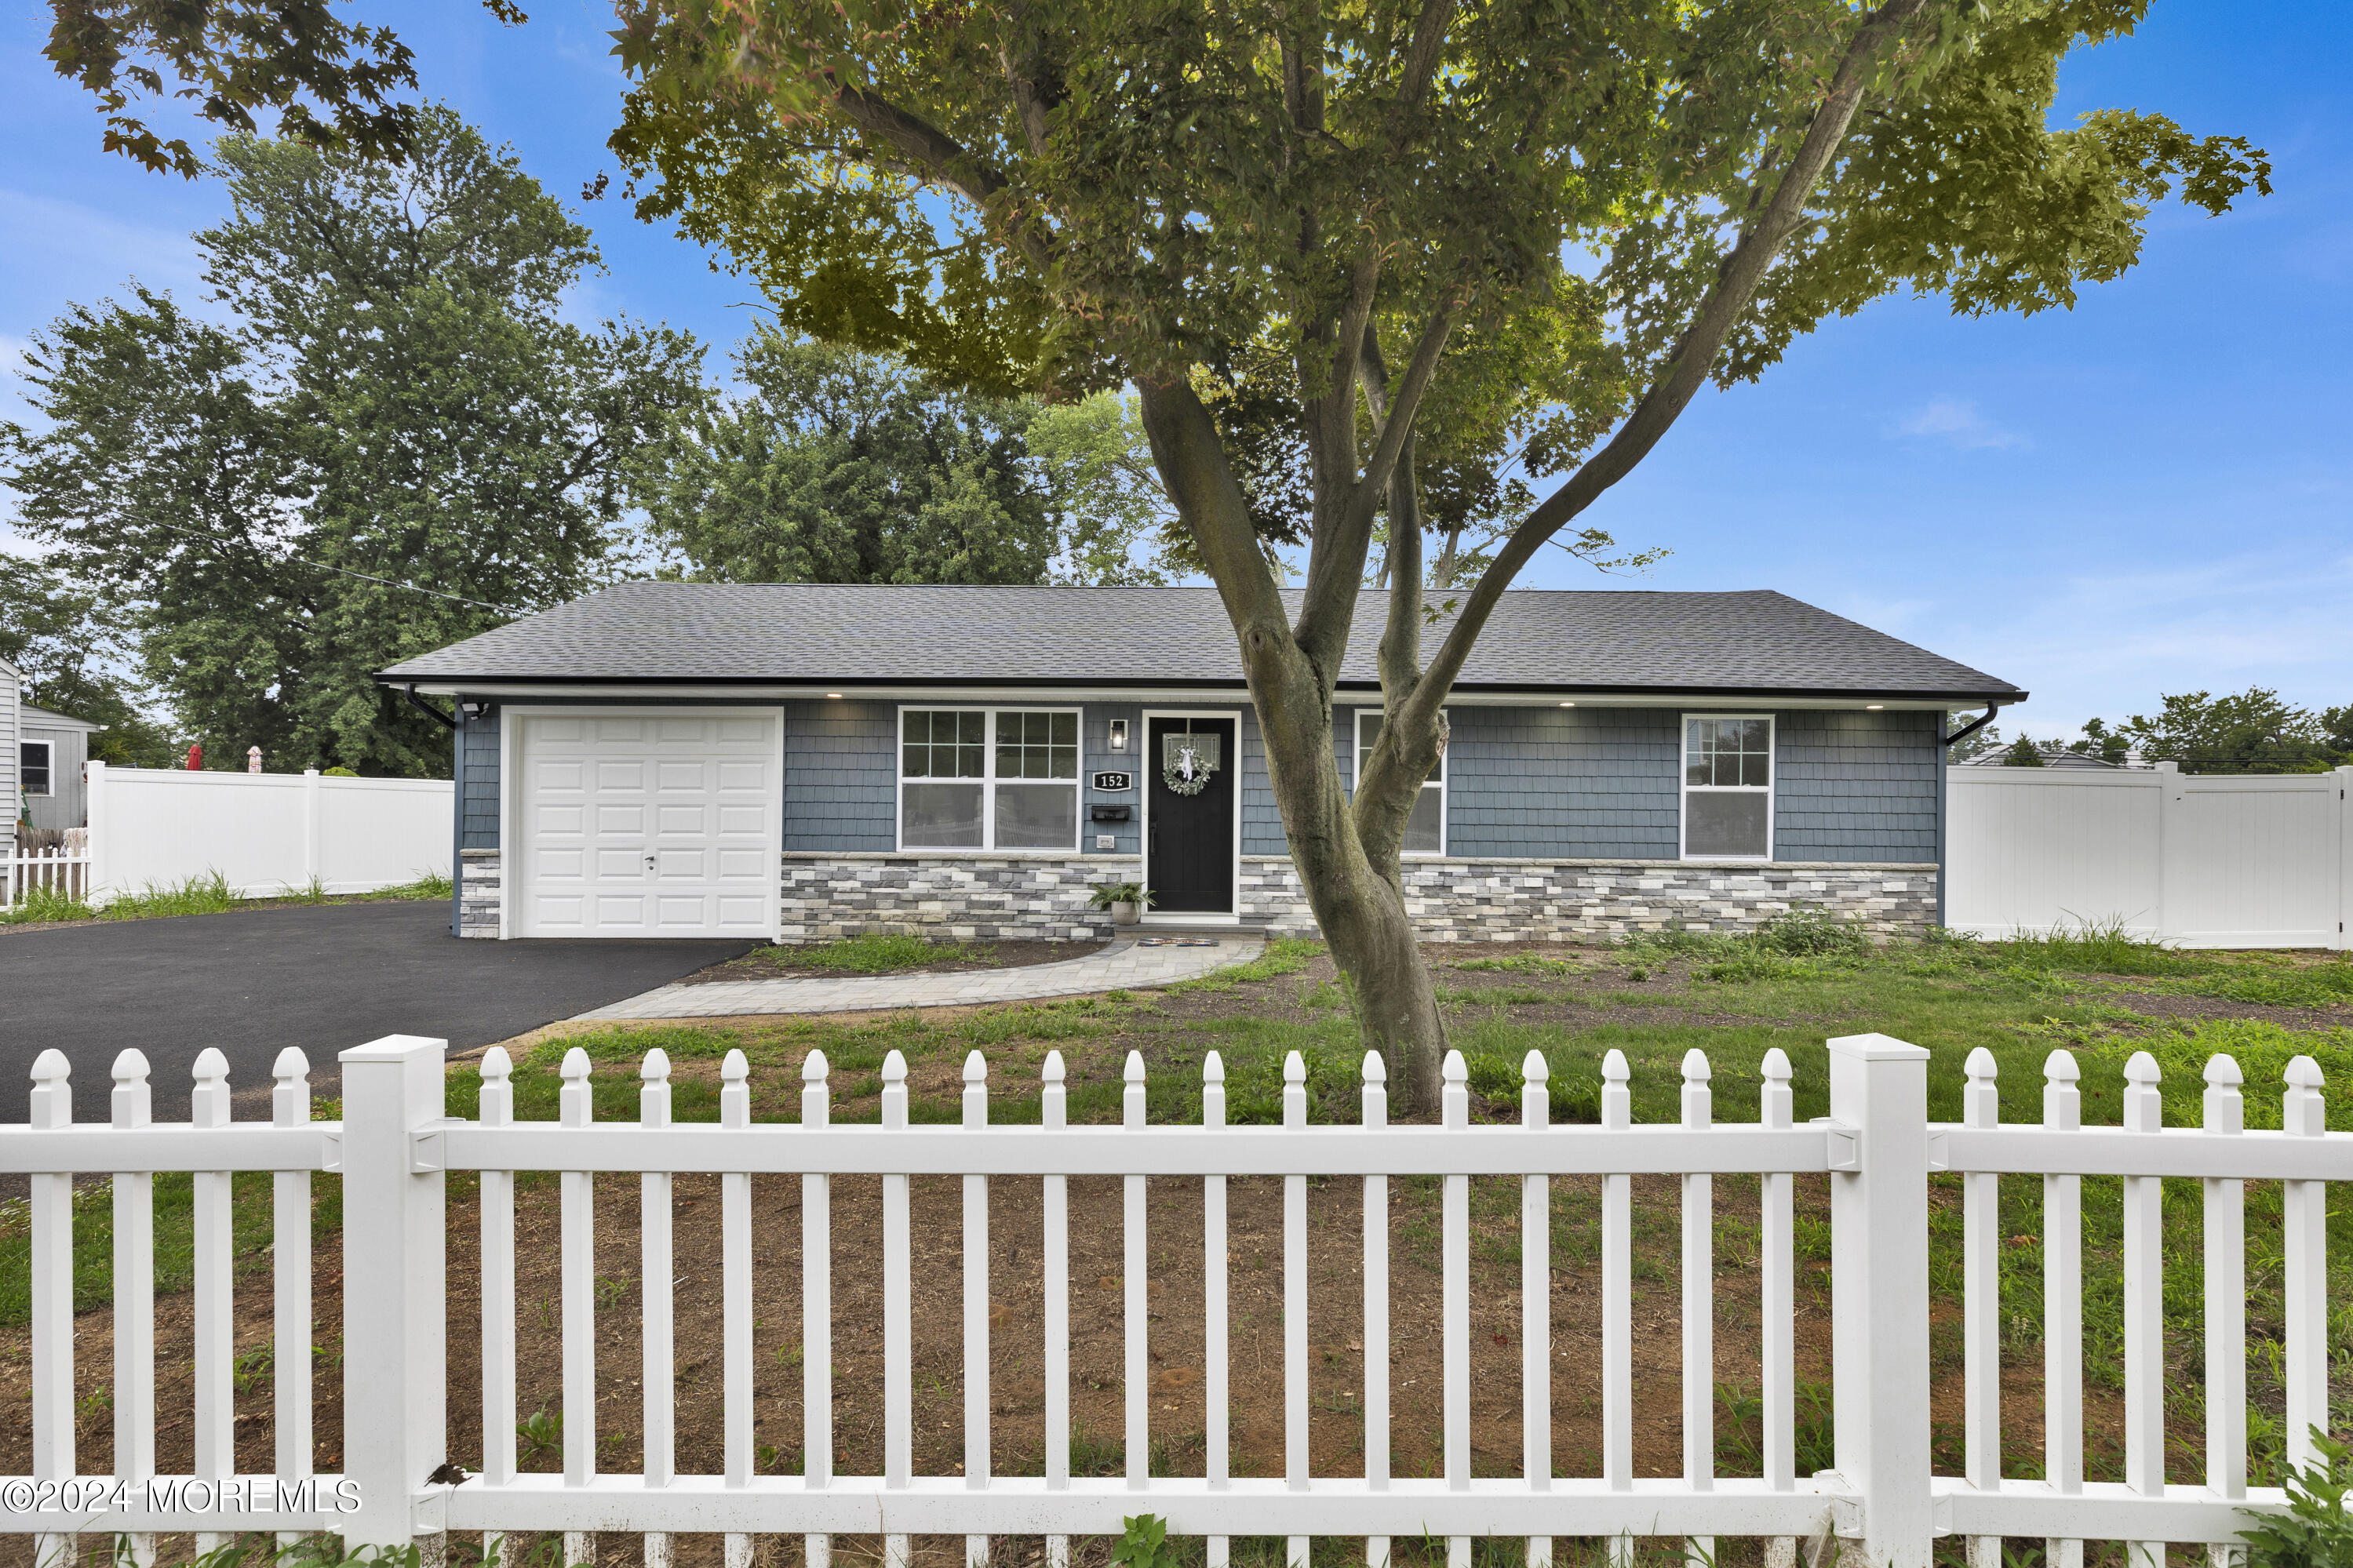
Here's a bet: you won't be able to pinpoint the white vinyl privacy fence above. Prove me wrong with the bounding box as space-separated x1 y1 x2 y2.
2 1034 2335 1567
82 760 451 901
1947 762 2353 948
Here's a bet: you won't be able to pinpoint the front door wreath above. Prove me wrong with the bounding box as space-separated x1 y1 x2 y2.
1160 730 1220 796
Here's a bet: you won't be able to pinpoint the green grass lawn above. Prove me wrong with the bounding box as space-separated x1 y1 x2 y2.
0 868 454 926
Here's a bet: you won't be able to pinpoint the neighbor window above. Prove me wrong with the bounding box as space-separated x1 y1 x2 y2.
1355 711 1445 856
1683 715 1772 860
900 708 1080 850
20 741 53 797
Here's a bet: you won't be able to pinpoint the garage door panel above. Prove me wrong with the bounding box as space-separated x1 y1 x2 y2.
517 711 778 939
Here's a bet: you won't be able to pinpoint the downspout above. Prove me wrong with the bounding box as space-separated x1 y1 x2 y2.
405 683 458 730
450 704 465 938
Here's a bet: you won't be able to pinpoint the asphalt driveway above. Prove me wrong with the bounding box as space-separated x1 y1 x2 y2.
1 900 758 1124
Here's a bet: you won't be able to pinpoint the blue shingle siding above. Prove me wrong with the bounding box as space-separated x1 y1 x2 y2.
785 700 897 852
1445 705 1683 859
1772 708 1940 860
457 704 501 849
1083 703 1143 855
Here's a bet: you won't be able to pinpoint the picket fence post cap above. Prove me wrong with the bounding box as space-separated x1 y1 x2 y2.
2203 1054 2243 1087
271 1047 308 1082
31 1048 71 1085
112 1047 151 1083
1524 1050 1550 1083
2043 1050 2080 1082
193 1047 229 1085
560 1046 592 1081
1442 1049 1467 1084
1679 1048 1708 1082
1360 1050 1385 1083
722 1047 749 1083
1760 1047 1792 1082
480 1046 512 1082
1200 1050 1222 1084
1964 1047 1998 1081
2286 1054 2326 1089
881 1050 908 1082
800 1049 827 1082
642 1048 671 1082
2122 1050 2160 1084
1601 1049 1629 1083
1124 1050 1147 1083
1283 1051 1306 1085
963 1050 988 1083
1043 1049 1066 1083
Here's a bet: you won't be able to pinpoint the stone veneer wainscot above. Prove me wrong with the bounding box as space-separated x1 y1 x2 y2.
1240 855 1938 940
781 851 1142 941
457 846 1936 941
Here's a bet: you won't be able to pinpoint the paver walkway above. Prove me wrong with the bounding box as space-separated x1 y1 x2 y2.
574 934 1264 1020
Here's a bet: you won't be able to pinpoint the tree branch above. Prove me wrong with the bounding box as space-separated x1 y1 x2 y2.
1406 0 1932 729
829 81 1010 207
1135 374 1290 645
1383 0 1456 151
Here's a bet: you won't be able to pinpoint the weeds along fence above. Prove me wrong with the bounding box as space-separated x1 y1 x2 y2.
2 1032 2340 1567
2 838 91 909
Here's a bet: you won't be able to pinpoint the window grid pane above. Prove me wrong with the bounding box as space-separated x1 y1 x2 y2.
996 710 1078 781
904 710 985 779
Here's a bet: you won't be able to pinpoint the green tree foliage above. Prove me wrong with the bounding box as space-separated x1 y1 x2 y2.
1 107 708 776
0 554 175 767
2000 734 2048 767
649 334 1167 586
2107 687 2344 774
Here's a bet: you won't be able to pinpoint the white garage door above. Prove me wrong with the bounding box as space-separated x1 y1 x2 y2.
515 711 778 938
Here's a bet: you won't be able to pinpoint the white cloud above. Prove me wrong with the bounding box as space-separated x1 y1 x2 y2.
1896 397 2024 450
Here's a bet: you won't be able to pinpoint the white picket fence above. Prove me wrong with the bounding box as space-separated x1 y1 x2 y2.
2 1034 2335 1566
1947 762 2353 948
2 833 90 908
81 761 452 901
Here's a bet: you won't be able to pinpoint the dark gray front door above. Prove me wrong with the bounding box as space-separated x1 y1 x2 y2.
1146 717 1236 914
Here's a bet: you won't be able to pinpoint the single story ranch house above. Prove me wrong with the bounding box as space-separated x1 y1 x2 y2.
376 582 2023 944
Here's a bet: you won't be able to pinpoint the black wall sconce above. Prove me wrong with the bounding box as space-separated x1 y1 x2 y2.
1109 719 1129 752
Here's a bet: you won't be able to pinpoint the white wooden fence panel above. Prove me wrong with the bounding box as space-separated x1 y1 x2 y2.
4 1031 2336 1564
82 761 451 901
1947 763 2353 948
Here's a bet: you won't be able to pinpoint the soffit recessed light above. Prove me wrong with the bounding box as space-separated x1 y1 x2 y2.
826 693 843 699
1865 704 1885 711
1558 701 1576 708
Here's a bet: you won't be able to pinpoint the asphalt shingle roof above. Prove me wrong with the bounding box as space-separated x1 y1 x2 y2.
378 582 2023 700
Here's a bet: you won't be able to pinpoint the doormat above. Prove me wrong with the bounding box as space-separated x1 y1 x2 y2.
1136 937 1219 947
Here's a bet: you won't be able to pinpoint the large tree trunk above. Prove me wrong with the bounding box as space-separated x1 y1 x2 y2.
1138 373 1452 1109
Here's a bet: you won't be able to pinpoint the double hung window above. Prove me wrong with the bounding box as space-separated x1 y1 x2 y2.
1354 711 1445 856
19 741 53 797
900 708 1080 850
1682 715 1772 859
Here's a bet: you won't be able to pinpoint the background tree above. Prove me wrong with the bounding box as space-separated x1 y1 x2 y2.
0 554 176 766
1945 715 2003 764
1999 734 2048 768
2 107 708 775
2107 687 2337 773
49 0 2275 1102
648 334 1165 585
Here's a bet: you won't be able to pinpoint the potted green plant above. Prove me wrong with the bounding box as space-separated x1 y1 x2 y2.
1088 881 1152 926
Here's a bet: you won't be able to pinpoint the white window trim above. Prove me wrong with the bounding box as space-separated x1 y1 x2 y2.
894 704 1084 853
1353 708 1447 857
1680 711 1775 862
20 739 53 797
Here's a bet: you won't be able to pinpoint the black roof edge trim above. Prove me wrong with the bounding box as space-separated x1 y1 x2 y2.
374 672 2026 703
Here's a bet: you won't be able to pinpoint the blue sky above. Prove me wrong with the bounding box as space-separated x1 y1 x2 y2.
3 2 2346 737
